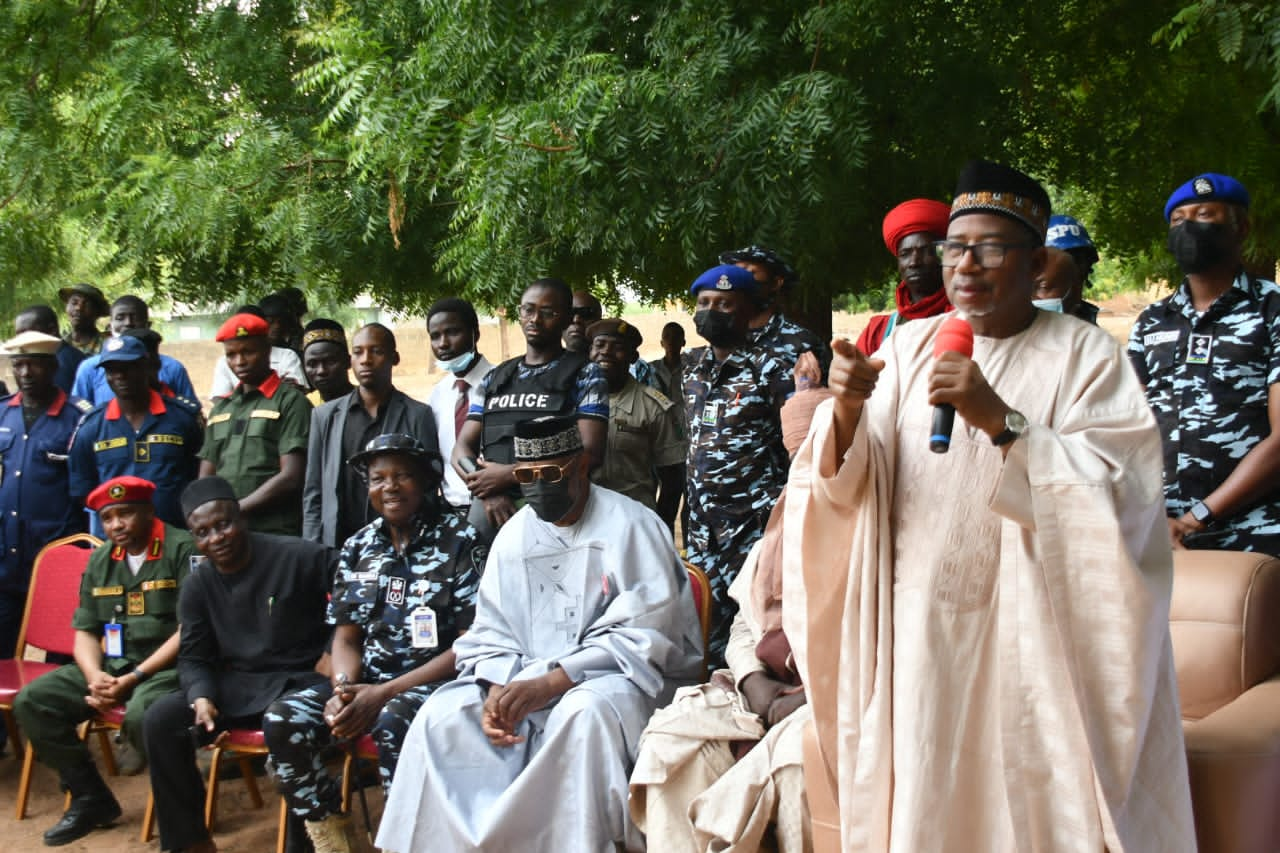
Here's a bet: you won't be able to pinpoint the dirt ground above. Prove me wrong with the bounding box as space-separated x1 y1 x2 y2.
0 292 1157 851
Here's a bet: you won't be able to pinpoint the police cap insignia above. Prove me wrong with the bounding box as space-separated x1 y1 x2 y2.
715 275 732 290
108 484 125 499
106 338 124 351
1193 177 1213 196
236 326 248 337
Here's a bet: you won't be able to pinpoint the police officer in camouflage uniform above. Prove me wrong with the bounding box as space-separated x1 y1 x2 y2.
1129 172 1280 556
13 476 191 846
264 434 483 853
720 245 831 394
684 265 790 666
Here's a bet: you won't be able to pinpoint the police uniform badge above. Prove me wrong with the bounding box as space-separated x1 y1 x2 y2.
127 590 145 616
108 483 127 501
1193 177 1214 196
387 576 407 607
189 555 206 574
715 274 732 290
1187 334 1213 365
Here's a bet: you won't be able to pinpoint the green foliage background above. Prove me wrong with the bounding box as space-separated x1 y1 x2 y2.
0 0 1277 321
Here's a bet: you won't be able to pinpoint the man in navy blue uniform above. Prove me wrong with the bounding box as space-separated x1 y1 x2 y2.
69 335 203 537
14 304 87 395
0 330 91 658
71 295 198 407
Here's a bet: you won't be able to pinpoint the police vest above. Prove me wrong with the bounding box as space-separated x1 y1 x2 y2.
481 352 588 464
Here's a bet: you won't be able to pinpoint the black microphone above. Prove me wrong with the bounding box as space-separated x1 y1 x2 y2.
930 316 974 454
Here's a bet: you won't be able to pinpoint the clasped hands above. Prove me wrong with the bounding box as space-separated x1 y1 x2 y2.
481 671 572 748
741 672 807 728
829 339 1010 440
324 680 391 740
83 669 137 711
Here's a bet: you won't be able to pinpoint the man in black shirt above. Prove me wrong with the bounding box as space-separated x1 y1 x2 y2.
141 476 335 853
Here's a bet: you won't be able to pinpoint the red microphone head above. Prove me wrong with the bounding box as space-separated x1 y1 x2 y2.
933 316 974 359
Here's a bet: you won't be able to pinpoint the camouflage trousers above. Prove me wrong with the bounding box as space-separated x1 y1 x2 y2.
688 523 765 670
262 681 437 820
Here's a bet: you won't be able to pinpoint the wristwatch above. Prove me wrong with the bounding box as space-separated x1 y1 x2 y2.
991 410 1028 447
1190 500 1215 525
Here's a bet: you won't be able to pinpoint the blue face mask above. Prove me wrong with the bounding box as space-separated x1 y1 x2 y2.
1032 298 1063 313
436 350 478 375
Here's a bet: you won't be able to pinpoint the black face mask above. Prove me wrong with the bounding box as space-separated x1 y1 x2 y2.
1167 221 1234 274
693 309 739 348
520 478 576 523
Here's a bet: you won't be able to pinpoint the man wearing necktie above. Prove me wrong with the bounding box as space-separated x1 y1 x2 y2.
427 298 494 515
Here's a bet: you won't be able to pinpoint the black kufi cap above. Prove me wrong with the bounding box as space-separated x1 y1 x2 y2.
181 476 239 518
950 159 1051 243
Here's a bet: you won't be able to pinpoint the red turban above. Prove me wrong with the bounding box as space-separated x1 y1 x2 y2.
882 199 952 255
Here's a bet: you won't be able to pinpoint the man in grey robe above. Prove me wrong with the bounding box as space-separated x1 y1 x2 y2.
377 416 703 853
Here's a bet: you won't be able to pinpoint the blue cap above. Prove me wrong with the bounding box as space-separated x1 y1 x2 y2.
97 335 149 365
690 264 758 295
1164 173 1250 222
1045 215 1095 251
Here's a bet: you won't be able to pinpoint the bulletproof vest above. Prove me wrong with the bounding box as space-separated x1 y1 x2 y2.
481 351 588 464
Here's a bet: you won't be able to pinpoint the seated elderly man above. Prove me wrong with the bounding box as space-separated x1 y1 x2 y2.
630 360 827 853
14 476 192 845
377 416 703 853
142 476 335 853
264 434 483 853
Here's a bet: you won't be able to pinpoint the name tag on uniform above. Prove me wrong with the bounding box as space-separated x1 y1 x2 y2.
104 622 123 658
250 409 282 420
700 402 719 426
410 607 438 649
147 434 185 446
92 585 124 597
1187 334 1213 365
141 579 178 591
127 591 145 616
207 413 232 426
1144 331 1180 346
94 437 128 452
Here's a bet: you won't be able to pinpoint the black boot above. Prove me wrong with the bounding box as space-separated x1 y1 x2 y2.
284 811 316 853
42 760 122 846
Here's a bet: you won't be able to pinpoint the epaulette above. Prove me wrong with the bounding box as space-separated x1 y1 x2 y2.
169 395 203 415
640 385 675 409
71 396 94 413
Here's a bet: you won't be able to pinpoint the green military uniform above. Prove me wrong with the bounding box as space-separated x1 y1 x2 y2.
12 520 193 769
591 376 686 510
200 370 311 535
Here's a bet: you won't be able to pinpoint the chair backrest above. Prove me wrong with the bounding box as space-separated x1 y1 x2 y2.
684 560 712 651
18 533 101 658
1169 548 1280 720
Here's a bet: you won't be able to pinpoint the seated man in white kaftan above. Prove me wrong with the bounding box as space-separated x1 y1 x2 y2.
785 160 1196 851
377 415 704 853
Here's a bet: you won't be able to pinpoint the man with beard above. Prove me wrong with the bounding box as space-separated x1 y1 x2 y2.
300 319 353 406
141 476 334 853
59 282 109 356
587 318 685 527
1129 172 1280 555
719 245 829 391
856 198 953 355
201 313 312 536
303 323 437 547
14 476 191 845
69 335 203 536
425 298 493 513
0 331 91 659
377 417 702 853
452 278 608 532
684 265 790 666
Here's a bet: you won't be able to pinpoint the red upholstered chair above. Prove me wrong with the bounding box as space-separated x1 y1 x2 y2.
684 561 712 676
0 533 100 819
141 728 287 853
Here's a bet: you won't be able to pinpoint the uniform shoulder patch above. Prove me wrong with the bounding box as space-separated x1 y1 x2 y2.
73 397 93 412
640 385 674 409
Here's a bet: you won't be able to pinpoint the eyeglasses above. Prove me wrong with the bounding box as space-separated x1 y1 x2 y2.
517 304 561 321
512 460 574 484
933 240 1034 269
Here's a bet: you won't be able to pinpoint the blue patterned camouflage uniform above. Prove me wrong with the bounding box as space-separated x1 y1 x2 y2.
1128 272 1280 555
748 311 831 395
263 511 483 818
683 344 789 664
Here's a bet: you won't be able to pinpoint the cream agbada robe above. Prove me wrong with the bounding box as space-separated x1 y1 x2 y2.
783 310 1195 852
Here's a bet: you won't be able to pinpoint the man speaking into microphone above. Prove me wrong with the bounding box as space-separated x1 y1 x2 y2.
785 160 1194 850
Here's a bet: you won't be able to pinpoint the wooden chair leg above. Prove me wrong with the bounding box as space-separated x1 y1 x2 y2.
94 728 118 777
340 750 355 814
204 746 223 831
141 789 156 842
276 796 289 853
237 754 264 809
15 740 35 820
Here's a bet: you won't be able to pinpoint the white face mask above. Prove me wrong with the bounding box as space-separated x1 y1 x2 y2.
436 350 478 375
1032 298 1063 313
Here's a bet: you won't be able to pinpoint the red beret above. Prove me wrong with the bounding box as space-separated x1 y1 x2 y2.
86 476 156 512
882 199 952 255
215 313 270 342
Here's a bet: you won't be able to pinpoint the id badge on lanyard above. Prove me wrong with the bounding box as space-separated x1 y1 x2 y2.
104 621 124 658
409 607 438 649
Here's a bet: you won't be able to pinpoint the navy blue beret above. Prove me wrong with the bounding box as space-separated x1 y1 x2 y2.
1164 173 1250 221
690 264 758 295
